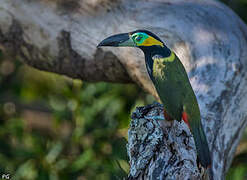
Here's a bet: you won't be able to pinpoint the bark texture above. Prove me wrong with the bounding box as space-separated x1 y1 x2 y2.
127 103 202 179
1 0 247 179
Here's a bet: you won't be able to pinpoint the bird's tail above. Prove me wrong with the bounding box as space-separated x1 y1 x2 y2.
191 123 212 169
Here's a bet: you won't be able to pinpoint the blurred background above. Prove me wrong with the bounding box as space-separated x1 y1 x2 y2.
0 0 247 179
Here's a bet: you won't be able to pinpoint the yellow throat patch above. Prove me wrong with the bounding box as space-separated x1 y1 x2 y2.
152 52 175 62
142 36 164 47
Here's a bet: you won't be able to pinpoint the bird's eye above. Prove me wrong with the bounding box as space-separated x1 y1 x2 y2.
135 36 142 42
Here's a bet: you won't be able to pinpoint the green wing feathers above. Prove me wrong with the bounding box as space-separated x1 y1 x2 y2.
152 54 190 120
152 53 211 168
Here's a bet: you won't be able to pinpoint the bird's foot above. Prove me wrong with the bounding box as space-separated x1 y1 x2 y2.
144 115 165 121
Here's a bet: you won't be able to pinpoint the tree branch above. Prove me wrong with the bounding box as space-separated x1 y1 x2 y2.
1 0 247 179
127 103 202 179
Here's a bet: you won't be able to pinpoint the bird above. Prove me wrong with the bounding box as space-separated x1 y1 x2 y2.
97 30 211 169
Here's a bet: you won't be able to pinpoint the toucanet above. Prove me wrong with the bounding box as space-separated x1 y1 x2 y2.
97 30 211 168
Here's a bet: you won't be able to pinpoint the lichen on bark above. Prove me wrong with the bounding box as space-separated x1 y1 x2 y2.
127 103 202 179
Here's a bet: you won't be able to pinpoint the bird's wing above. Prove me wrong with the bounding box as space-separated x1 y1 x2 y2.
153 54 211 168
151 53 191 120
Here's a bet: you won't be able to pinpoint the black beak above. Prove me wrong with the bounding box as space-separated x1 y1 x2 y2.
97 33 135 47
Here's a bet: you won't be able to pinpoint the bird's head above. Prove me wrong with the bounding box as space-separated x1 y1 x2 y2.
97 30 164 48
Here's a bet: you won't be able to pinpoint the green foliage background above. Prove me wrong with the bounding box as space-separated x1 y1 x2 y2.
0 1 247 179
0 51 155 179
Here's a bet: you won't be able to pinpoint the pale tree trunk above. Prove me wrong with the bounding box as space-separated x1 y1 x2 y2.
1 0 247 179
127 103 203 180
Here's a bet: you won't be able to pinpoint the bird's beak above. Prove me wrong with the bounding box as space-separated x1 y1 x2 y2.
97 33 136 47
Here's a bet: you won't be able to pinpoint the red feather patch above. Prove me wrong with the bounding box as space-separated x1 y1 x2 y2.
182 112 190 129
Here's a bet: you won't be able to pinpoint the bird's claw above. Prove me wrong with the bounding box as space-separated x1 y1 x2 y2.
144 115 165 121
